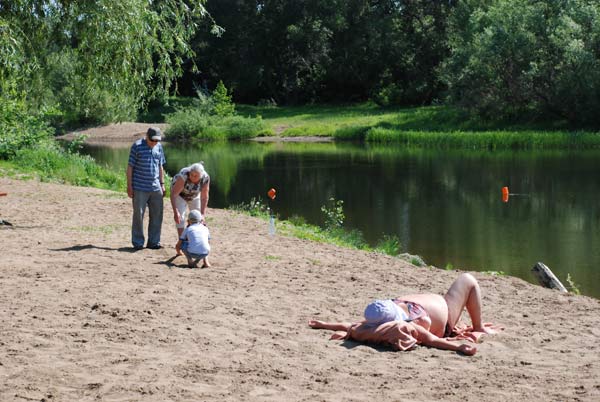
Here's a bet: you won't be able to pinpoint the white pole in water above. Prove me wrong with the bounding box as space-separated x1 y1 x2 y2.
267 188 277 236
269 214 276 236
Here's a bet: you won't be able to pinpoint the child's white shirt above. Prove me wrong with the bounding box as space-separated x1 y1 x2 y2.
181 223 210 255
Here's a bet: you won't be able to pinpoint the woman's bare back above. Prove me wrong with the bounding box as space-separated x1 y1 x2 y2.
396 294 448 337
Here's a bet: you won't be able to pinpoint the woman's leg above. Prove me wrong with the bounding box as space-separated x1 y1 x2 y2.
174 196 188 238
443 273 487 332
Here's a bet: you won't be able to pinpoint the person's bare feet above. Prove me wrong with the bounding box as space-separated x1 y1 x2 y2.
473 325 497 335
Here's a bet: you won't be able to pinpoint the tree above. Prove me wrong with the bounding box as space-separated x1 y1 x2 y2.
186 0 454 105
441 0 600 125
0 0 212 126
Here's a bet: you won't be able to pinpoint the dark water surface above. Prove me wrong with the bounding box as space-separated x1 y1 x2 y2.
83 141 600 298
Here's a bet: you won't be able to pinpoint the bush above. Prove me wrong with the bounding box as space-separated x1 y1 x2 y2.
212 81 235 117
12 139 124 190
165 108 271 141
0 87 53 159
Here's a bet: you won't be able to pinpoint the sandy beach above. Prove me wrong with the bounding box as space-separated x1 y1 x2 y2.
1 125 599 401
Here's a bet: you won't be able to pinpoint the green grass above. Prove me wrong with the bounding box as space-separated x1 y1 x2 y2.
229 198 402 257
2 139 126 191
237 102 401 137
236 102 600 148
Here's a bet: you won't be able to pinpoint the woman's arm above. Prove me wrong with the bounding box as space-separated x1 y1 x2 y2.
200 179 210 215
308 320 352 332
308 320 353 341
170 178 185 224
415 326 477 355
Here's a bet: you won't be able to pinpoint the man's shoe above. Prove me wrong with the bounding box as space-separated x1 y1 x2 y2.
147 244 162 250
133 245 144 251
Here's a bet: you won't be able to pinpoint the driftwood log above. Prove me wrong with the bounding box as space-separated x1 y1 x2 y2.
531 262 568 293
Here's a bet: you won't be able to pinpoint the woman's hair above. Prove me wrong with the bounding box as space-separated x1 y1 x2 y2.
189 162 206 176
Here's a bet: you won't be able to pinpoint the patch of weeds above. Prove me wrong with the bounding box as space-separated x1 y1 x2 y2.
288 214 307 226
75 224 126 235
230 197 269 217
265 255 281 261
375 235 401 256
566 273 581 295
445 263 454 271
321 197 345 229
482 271 506 276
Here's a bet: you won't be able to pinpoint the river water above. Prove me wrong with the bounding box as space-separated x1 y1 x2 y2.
82 140 600 298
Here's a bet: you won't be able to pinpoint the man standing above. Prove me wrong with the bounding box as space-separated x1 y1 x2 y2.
127 127 166 250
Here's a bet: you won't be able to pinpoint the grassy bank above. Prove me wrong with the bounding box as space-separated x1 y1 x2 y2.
1 139 126 191
237 103 600 149
228 197 413 261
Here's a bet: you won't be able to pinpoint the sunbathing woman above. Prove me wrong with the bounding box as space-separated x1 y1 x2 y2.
309 273 498 355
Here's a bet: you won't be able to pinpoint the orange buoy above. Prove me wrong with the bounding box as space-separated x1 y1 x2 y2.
267 188 276 200
502 186 509 203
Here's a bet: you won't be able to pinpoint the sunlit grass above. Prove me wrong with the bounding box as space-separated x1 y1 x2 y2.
229 200 404 257
237 102 600 148
4 139 126 191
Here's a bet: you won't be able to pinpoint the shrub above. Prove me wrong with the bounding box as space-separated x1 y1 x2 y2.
212 80 235 117
0 88 53 159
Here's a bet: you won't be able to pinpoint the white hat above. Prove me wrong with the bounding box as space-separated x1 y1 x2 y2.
188 210 203 223
363 299 407 326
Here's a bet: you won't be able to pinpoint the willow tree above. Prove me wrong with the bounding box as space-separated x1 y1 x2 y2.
0 0 215 125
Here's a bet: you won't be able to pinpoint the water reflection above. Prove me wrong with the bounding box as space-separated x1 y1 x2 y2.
82 141 600 298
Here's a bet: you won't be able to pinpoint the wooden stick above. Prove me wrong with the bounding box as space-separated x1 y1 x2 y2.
531 262 568 293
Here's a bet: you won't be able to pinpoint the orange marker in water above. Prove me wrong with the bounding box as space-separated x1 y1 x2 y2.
502 186 509 203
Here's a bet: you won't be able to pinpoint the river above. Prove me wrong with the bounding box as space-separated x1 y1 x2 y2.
82 140 600 298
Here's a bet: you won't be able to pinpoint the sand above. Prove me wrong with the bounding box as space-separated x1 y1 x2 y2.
1 124 599 401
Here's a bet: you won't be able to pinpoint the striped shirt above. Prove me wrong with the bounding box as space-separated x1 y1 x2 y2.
128 139 166 192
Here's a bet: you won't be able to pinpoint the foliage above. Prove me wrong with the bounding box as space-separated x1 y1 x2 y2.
186 0 453 105
375 235 402 256
66 134 88 155
0 0 212 127
321 197 345 229
230 197 270 217
364 128 600 149
566 273 581 295
10 139 125 190
165 82 270 140
0 86 53 159
212 81 235 117
441 0 600 125
166 109 271 141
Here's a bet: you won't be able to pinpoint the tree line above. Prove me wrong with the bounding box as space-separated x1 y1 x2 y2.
2 0 600 133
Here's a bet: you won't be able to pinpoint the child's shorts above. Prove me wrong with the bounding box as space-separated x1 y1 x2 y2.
183 250 208 260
